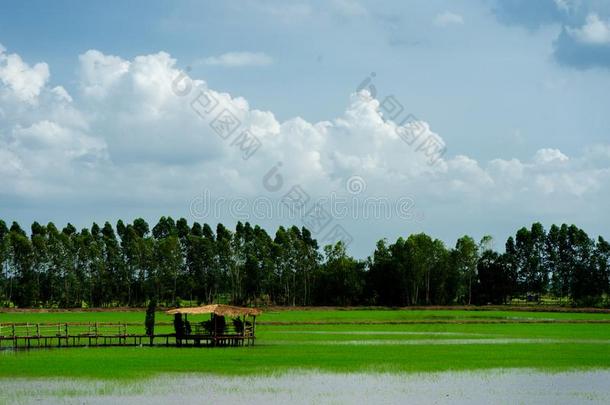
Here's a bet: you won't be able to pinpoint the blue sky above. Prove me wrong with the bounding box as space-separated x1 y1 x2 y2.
1 0 610 256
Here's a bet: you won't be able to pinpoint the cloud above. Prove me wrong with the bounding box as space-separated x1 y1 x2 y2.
79 50 130 98
554 0 579 13
434 11 464 27
491 1 610 69
554 25 610 69
567 13 610 44
1 43 609 253
0 44 49 103
534 148 569 164
492 0 567 30
199 52 273 67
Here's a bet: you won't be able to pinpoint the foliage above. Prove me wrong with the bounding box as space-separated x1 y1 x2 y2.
214 315 226 335
233 317 244 334
173 313 185 338
0 218 608 308
145 299 156 337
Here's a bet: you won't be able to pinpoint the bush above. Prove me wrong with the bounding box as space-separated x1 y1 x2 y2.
173 313 185 338
145 299 156 337
233 317 244 334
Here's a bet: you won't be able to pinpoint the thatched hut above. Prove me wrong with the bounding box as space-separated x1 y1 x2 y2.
166 304 261 347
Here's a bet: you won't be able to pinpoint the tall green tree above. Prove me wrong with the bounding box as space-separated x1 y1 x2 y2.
314 242 365 305
10 229 36 306
453 235 479 305
0 220 9 304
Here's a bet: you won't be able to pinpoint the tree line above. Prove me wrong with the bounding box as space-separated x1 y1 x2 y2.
0 218 608 308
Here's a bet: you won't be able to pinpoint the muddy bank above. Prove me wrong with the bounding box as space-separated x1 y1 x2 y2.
2 305 610 314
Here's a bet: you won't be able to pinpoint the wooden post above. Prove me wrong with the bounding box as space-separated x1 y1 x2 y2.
213 314 217 347
242 315 246 346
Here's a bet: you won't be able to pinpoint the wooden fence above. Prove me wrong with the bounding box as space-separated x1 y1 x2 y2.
0 322 255 349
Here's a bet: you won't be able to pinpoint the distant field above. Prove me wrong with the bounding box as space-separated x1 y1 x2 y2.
1 307 610 379
3 306 610 324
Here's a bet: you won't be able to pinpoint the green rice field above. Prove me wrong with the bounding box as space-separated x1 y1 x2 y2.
1 308 610 379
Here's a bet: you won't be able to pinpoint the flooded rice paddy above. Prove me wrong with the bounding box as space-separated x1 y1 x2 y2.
2 369 610 404
3 309 610 403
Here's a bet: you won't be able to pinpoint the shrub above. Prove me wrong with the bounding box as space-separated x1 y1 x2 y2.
173 313 185 339
145 299 156 337
233 317 244 334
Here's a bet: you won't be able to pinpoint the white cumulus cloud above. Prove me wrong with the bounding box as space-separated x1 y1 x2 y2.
1 42 609 253
0 44 49 103
534 148 569 164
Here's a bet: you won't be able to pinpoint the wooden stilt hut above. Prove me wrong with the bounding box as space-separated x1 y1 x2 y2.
166 304 261 347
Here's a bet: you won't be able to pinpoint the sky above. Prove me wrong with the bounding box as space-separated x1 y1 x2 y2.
1 0 610 257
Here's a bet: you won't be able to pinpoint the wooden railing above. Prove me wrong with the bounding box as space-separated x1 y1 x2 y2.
0 322 135 339
0 320 256 348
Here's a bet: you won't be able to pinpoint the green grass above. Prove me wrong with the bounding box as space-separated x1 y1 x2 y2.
1 343 609 379
258 308 610 322
3 308 610 325
1 308 610 379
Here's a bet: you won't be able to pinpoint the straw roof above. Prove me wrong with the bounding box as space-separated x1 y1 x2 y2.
165 304 261 317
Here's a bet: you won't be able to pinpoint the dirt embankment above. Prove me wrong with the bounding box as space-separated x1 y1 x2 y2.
2 305 610 314
262 305 610 314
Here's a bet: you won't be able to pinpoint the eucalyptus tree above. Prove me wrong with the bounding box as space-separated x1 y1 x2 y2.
119 225 139 305
0 220 8 304
568 225 597 304
314 241 365 305
183 221 216 304
152 217 183 305
367 239 404 305
201 223 219 303
60 224 80 306
453 235 479 305
595 237 610 297
272 226 292 305
251 225 276 304
273 226 310 306
30 222 49 304
297 227 320 306
9 228 36 306
428 238 453 305
101 222 123 306
405 233 439 305
216 223 235 303
514 223 548 296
